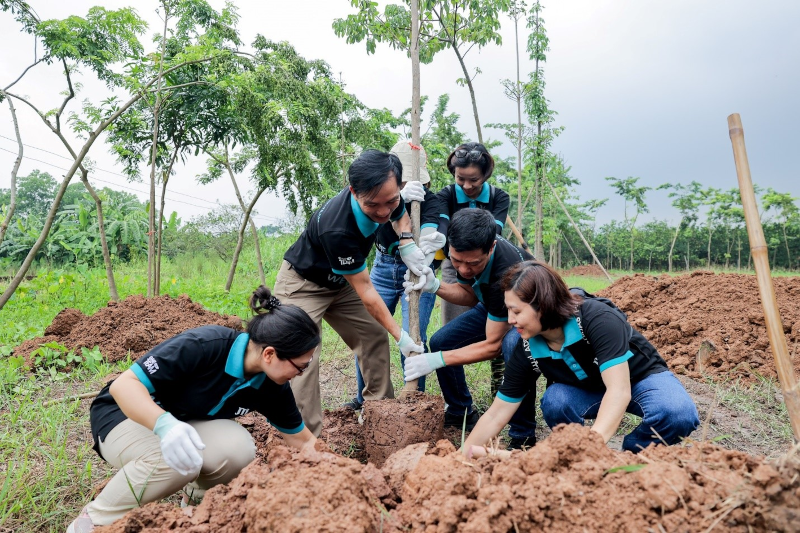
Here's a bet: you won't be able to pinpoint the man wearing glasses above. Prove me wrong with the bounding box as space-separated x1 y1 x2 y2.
402 209 538 450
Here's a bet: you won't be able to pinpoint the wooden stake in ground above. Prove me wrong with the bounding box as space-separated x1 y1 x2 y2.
728 113 800 443
401 0 423 396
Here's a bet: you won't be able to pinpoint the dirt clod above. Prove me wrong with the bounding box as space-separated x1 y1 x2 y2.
362 392 444 467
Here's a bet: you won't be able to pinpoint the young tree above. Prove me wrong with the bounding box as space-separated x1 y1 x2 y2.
605 176 650 271
762 188 799 270
658 181 701 272
0 98 22 247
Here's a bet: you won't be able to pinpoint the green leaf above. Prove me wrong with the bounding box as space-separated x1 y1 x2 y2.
605 464 647 475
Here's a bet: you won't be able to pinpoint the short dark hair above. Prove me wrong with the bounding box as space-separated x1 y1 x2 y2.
500 260 583 330
448 209 496 254
348 149 402 199
446 142 495 180
247 286 320 360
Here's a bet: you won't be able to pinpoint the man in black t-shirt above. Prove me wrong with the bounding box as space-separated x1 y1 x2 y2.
402 209 537 449
277 149 428 435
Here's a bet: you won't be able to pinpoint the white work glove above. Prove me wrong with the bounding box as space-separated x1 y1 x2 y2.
397 330 424 357
404 351 446 381
418 230 446 256
398 241 427 276
153 412 206 476
400 181 426 203
403 267 439 294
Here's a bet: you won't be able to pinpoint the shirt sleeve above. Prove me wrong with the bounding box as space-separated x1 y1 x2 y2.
257 383 305 434
583 304 634 372
420 190 444 230
434 186 453 236
131 333 206 395
498 338 540 402
320 230 367 276
390 199 406 222
491 188 510 234
484 284 508 321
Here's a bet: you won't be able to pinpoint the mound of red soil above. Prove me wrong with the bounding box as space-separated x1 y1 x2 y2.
598 271 800 384
95 425 800 532
13 294 242 365
563 263 607 277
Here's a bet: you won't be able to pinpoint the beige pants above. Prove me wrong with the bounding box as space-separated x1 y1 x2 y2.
440 258 472 325
87 418 255 526
274 260 393 435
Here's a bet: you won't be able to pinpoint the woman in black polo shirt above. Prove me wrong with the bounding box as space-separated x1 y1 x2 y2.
68 286 320 532
463 261 699 456
436 142 510 325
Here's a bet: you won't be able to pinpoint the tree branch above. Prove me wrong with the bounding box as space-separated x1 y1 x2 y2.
55 58 76 133
3 56 48 92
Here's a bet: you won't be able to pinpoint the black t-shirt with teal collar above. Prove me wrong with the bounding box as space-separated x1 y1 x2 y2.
498 298 669 402
89 326 304 455
455 236 532 322
375 188 443 256
284 187 406 289
436 182 510 236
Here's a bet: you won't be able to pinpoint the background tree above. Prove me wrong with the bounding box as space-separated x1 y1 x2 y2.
762 188 798 270
605 176 650 271
659 181 701 272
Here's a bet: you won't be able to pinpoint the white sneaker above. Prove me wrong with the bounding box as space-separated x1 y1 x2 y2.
66 506 95 533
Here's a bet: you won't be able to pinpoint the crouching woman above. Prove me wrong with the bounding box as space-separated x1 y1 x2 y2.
463 260 699 457
68 286 320 532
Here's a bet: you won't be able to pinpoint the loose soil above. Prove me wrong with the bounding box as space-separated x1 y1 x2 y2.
361 392 444 467
12 294 242 365
562 263 608 277
598 271 800 385
95 425 800 533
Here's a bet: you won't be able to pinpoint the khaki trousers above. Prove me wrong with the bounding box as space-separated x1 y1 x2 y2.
274 260 393 435
87 418 255 526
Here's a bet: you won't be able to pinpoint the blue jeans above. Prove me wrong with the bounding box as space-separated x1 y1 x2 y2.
429 303 537 440
354 251 436 403
540 371 700 453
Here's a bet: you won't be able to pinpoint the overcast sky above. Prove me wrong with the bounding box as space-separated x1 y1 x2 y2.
1 0 798 228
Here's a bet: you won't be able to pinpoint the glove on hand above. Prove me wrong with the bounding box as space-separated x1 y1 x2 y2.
400 181 426 203
418 231 446 255
398 242 427 276
397 330 424 357
404 351 446 381
153 412 206 476
403 267 439 294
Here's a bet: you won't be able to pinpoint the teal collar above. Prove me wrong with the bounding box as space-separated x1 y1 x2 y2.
224 333 266 389
526 316 588 380
468 247 496 303
350 193 380 237
455 182 490 205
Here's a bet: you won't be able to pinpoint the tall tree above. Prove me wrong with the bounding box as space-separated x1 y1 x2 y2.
762 188 799 270
605 176 650 271
658 181 702 272
333 0 510 143
0 98 22 247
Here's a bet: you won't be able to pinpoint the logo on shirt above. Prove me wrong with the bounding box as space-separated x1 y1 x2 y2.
235 407 250 416
143 356 159 375
576 315 590 343
338 256 355 266
327 274 346 285
522 340 540 372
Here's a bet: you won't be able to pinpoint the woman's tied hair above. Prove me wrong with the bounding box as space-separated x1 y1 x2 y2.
248 285 320 360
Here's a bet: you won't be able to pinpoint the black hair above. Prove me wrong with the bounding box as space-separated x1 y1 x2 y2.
247 286 320 360
448 209 496 254
446 142 495 180
348 149 402 199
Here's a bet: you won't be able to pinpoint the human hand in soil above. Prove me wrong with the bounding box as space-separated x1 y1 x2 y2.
403 267 439 294
153 413 206 476
403 351 445 380
397 330 424 357
464 445 487 459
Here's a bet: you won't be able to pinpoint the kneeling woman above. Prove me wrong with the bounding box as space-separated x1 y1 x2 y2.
68 286 320 532
463 260 699 457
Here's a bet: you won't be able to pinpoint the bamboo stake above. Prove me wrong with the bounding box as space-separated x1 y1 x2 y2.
728 113 800 442
42 391 99 407
401 0 423 396
506 216 529 251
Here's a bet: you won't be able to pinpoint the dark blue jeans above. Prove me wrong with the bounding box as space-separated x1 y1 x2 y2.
354 251 436 403
540 371 700 453
430 303 537 440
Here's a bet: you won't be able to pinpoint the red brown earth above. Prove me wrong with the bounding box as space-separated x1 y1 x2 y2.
562 263 608 277
12 294 242 365
94 425 800 533
598 271 800 384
